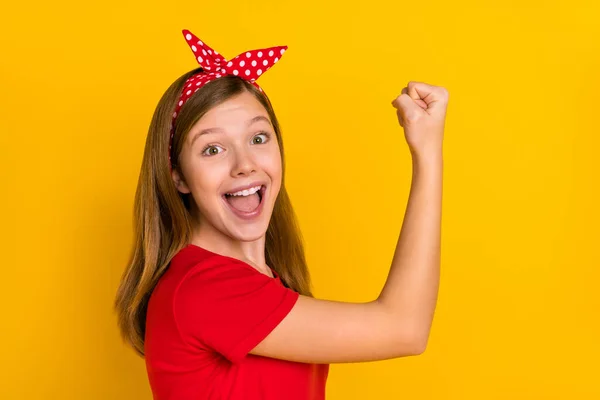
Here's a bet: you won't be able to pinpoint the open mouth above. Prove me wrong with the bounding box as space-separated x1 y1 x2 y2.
223 185 266 215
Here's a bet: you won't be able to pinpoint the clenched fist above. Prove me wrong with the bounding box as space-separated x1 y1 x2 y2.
392 81 449 158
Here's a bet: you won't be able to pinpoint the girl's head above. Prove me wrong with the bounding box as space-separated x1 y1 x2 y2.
115 68 313 356
171 74 282 244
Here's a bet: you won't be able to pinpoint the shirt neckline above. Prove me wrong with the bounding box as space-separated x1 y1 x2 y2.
184 243 279 280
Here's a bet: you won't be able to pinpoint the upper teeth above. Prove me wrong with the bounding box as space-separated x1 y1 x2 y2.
227 185 262 197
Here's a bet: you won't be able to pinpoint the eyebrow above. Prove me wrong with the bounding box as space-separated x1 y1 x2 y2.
190 115 272 147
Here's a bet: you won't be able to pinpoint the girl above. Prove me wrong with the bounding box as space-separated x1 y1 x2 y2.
115 30 448 399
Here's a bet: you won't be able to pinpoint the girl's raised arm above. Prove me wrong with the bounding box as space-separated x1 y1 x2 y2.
250 82 448 364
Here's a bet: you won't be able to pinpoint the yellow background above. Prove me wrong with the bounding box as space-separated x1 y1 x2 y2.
1 0 598 398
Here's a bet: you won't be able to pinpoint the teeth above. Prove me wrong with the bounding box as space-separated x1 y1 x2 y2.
226 185 262 197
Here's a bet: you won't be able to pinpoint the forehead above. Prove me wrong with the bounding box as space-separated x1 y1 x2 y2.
187 91 273 146
196 91 269 127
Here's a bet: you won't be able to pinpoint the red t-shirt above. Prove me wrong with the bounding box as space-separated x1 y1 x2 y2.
145 244 330 399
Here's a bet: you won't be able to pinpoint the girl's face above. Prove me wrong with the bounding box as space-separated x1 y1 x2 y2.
172 90 282 242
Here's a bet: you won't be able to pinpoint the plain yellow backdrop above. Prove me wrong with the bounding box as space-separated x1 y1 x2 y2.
1 0 598 398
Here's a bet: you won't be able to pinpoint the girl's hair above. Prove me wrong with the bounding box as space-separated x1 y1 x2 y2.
114 68 313 356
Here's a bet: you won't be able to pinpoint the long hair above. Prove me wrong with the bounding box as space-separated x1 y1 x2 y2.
114 68 313 356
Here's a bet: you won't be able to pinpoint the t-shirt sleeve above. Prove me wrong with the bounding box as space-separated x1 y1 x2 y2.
173 258 300 363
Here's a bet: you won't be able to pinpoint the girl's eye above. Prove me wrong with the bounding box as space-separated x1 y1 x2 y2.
252 132 270 144
202 145 223 156
202 133 270 156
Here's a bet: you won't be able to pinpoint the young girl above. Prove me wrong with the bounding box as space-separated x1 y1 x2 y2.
115 30 448 399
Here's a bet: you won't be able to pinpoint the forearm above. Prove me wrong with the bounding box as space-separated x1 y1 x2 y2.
376 152 443 346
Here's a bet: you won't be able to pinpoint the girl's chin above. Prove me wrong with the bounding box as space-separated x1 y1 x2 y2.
224 222 270 241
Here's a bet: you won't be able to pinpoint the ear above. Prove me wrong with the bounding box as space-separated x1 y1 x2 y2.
171 167 191 194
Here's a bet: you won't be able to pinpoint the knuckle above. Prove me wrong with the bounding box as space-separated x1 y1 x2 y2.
436 86 449 100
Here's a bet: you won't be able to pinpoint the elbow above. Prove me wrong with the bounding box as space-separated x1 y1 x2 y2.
411 339 427 355
411 332 430 355
391 330 430 357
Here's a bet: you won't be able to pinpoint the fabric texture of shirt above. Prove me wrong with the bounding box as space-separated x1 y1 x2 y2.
145 244 330 399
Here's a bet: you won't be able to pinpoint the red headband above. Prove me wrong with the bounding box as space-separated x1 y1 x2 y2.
168 29 288 170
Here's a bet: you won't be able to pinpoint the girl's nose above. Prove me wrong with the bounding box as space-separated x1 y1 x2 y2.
231 148 257 177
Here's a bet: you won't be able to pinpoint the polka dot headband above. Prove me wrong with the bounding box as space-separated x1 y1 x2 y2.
169 29 288 170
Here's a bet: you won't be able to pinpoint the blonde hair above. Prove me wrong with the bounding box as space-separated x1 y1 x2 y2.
114 69 313 356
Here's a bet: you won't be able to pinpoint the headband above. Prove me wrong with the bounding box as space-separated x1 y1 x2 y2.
168 29 288 170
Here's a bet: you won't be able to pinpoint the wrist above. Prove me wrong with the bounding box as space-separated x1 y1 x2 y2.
411 149 443 168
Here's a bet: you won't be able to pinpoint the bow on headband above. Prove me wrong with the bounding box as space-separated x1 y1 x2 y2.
169 29 288 169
